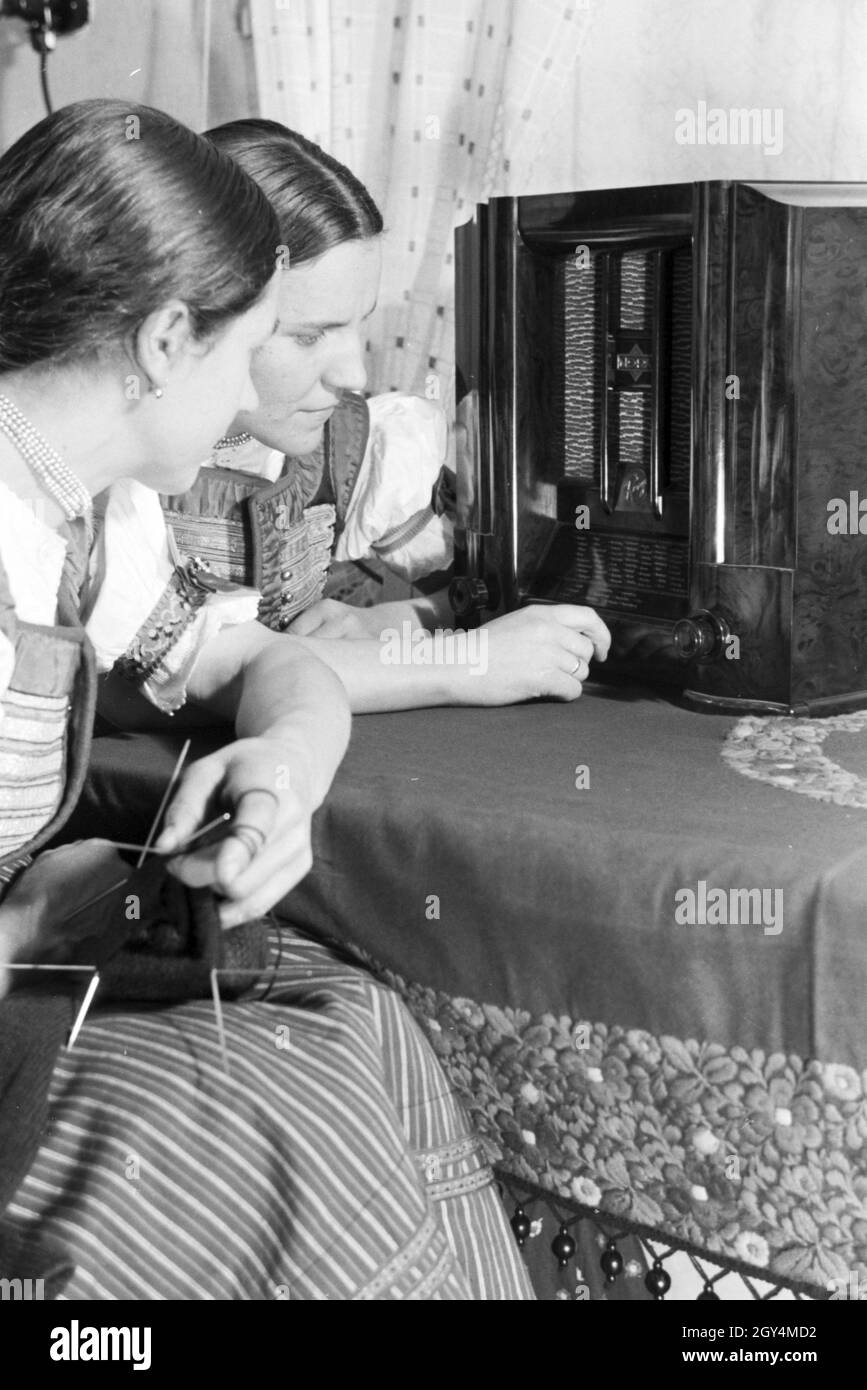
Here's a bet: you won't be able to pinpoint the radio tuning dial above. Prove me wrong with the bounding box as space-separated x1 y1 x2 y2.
449 576 498 620
673 609 730 662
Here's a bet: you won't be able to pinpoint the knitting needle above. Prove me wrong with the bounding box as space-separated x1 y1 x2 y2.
66 971 101 1050
101 812 233 859
46 811 233 938
9 744 194 939
206 963 279 1080
210 967 231 1079
137 737 191 867
4 962 95 972
3 963 101 1046
55 876 132 930
53 813 234 932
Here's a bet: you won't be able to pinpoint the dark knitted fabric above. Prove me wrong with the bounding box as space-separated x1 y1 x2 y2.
4 847 269 999
0 991 74 1288
0 1218 73 1299
0 848 269 1289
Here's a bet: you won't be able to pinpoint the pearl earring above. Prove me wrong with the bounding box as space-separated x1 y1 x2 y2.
149 384 164 399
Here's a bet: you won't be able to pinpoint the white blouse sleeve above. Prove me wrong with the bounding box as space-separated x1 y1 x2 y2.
139 589 260 714
85 478 178 667
334 393 454 584
85 478 259 715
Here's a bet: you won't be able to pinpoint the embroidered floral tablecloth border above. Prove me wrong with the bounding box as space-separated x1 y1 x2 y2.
361 954 867 1296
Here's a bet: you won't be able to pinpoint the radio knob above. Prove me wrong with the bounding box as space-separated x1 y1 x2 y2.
449 576 497 619
673 609 730 662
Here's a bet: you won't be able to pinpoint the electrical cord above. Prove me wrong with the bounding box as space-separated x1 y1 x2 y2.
1 1 90 118
38 44 52 114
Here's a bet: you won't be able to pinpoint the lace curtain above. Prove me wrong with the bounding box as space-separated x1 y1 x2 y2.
250 0 592 407
250 0 867 411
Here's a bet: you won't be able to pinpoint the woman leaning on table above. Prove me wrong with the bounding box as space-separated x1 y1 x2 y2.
0 99 533 1300
96 117 610 726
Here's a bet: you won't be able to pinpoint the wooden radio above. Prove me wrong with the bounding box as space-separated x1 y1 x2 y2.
450 181 867 713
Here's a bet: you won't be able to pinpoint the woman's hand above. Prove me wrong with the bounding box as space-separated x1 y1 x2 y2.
459 604 611 706
285 602 612 713
153 619 351 924
286 598 377 640
155 736 317 928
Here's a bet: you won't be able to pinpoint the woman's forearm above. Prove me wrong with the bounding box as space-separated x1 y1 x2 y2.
288 632 481 713
233 640 351 805
355 588 453 635
290 602 610 712
186 624 351 806
407 586 454 630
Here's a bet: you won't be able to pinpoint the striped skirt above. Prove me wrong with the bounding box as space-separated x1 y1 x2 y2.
7 926 533 1300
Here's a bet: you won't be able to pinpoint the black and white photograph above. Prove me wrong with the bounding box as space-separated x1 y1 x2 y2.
0 0 864 1349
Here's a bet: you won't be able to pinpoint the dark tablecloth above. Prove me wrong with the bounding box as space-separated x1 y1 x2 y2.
74 687 867 1064
67 685 867 1291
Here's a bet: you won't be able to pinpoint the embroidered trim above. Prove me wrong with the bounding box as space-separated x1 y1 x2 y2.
417 1135 494 1197
418 1135 481 1168
154 397 370 638
344 942 866 1294
254 500 336 633
375 503 435 557
163 515 249 583
352 1209 446 1300
115 563 211 683
0 854 32 892
425 1169 494 1202
327 393 370 542
405 1242 457 1301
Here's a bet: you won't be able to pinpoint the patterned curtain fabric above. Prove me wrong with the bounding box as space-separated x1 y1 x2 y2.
250 0 592 407
554 0 867 192
250 0 867 413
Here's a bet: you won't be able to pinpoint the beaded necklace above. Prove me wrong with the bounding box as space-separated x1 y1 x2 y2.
213 432 254 451
0 393 92 520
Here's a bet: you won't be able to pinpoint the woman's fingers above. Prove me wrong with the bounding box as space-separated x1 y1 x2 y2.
286 598 347 636
564 657 590 682
214 792 303 902
217 822 313 927
544 669 584 702
545 604 612 660
159 743 313 916
164 781 283 892
558 632 596 665
285 607 325 636
212 788 281 890
154 758 225 853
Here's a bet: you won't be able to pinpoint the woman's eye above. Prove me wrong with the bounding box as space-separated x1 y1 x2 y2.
292 331 325 348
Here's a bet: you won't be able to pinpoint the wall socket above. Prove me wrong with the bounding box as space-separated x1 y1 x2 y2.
1 1 90 52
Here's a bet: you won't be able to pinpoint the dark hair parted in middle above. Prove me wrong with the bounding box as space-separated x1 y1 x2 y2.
0 99 281 373
205 118 383 266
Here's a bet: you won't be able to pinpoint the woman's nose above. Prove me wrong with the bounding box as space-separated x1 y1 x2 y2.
323 334 368 395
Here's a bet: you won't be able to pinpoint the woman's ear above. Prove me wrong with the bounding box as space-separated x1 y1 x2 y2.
133 300 197 396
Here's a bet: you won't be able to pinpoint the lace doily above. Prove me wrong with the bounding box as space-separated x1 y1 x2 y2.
722 709 867 808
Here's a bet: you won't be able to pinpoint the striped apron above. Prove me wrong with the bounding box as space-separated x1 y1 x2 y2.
1 524 532 1300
